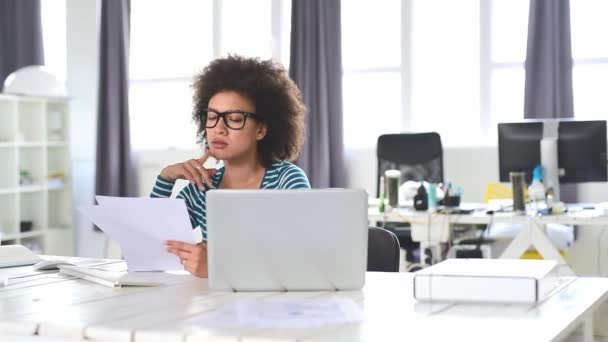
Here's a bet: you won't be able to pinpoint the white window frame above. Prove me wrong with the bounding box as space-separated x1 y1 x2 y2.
342 0 528 148
129 0 289 151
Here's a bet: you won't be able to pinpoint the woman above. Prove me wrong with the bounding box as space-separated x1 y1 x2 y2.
150 55 310 277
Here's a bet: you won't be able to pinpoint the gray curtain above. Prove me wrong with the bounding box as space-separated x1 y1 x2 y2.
289 0 346 188
524 0 576 201
95 0 137 201
0 0 44 85
524 0 574 119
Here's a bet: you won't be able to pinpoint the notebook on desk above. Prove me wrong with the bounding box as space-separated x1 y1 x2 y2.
59 265 191 288
0 245 43 268
206 189 369 292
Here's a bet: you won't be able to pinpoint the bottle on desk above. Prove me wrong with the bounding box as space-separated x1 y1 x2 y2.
378 176 386 213
528 165 546 212
414 184 428 211
427 183 438 211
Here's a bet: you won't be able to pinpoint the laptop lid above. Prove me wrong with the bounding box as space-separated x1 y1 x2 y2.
207 189 368 292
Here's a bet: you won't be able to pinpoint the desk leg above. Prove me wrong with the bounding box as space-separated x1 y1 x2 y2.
499 219 567 264
499 223 533 260
530 221 567 264
419 241 441 266
583 312 594 342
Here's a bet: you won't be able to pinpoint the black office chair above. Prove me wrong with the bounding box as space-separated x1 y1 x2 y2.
376 133 444 266
367 226 400 272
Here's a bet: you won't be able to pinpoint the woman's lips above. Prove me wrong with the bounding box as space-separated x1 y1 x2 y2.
211 141 227 149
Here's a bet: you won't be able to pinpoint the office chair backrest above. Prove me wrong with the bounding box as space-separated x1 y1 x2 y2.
376 132 443 197
367 227 400 272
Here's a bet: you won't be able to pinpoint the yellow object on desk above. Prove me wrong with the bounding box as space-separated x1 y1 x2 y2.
484 182 529 203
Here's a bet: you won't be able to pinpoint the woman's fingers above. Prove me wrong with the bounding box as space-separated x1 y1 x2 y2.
166 240 197 252
183 161 205 190
167 247 191 260
187 159 214 189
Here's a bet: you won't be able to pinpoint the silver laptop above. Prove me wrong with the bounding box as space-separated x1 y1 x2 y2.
207 189 368 292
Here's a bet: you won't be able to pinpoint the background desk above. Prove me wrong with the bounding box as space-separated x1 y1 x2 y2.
1 257 608 341
369 204 608 265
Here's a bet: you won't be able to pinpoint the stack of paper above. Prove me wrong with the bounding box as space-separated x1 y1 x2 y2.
79 196 196 271
413 259 565 303
59 265 191 288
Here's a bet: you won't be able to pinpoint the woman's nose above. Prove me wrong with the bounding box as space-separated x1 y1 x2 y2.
214 118 228 134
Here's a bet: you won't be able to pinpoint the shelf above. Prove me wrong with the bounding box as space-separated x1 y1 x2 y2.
47 141 68 147
0 95 72 255
48 225 71 230
1 233 20 241
0 185 69 194
19 185 46 193
17 231 44 239
0 142 69 148
47 184 67 191
18 142 46 147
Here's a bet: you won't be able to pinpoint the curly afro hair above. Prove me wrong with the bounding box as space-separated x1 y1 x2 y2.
192 55 306 167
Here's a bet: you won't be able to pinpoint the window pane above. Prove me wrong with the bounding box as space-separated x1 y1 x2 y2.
571 0 608 59
280 0 291 67
491 67 525 126
491 0 529 63
41 0 67 81
573 64 608 120
129 81 199 150
342 0 401 70
221 0 272 58
411 0 480 145
343 72 401 148
130 0 213 79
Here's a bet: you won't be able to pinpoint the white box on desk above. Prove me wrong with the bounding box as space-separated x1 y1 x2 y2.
413 259 562 304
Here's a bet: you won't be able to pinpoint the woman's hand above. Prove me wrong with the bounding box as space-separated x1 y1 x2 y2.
159 152 217 191
165 240 208 278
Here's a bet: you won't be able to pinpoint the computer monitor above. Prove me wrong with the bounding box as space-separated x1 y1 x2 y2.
498 122 543 184
558 121 608 182
498 120 607 185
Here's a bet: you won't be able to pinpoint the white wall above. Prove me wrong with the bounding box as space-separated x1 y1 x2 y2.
344 145 498 202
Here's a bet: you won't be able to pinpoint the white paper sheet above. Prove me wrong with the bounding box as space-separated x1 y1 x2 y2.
195 298 364 328
79 197 196 271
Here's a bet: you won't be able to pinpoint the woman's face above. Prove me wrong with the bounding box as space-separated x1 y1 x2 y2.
205 90 267 162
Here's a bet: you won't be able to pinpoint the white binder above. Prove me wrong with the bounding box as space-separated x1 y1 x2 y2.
413 259 566 303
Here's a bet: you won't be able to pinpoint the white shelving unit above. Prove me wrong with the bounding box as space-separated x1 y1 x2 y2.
0 94 74 255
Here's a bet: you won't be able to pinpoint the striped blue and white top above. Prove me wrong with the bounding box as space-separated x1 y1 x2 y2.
150 160 310 241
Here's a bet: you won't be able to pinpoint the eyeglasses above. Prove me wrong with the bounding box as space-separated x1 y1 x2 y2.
200 109 261 130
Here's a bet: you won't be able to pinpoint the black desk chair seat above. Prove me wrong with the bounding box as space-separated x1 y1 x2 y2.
367 226 400 272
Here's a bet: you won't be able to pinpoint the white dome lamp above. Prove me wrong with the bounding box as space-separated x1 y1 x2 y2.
3 65 67 98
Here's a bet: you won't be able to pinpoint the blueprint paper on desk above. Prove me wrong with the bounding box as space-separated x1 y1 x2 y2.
196 298 364 328
79 196 196 271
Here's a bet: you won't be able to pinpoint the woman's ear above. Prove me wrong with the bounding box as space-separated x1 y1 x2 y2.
256 123 268 141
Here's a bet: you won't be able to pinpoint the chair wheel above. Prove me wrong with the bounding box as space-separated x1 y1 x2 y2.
406 263 425 272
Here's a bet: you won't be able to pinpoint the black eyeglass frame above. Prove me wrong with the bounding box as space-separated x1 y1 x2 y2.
200 108 262 130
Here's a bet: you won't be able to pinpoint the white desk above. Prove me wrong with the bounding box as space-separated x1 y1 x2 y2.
369 204 608 265
1 257 608 341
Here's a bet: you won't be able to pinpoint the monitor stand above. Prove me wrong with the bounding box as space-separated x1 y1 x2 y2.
541 120 561 202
